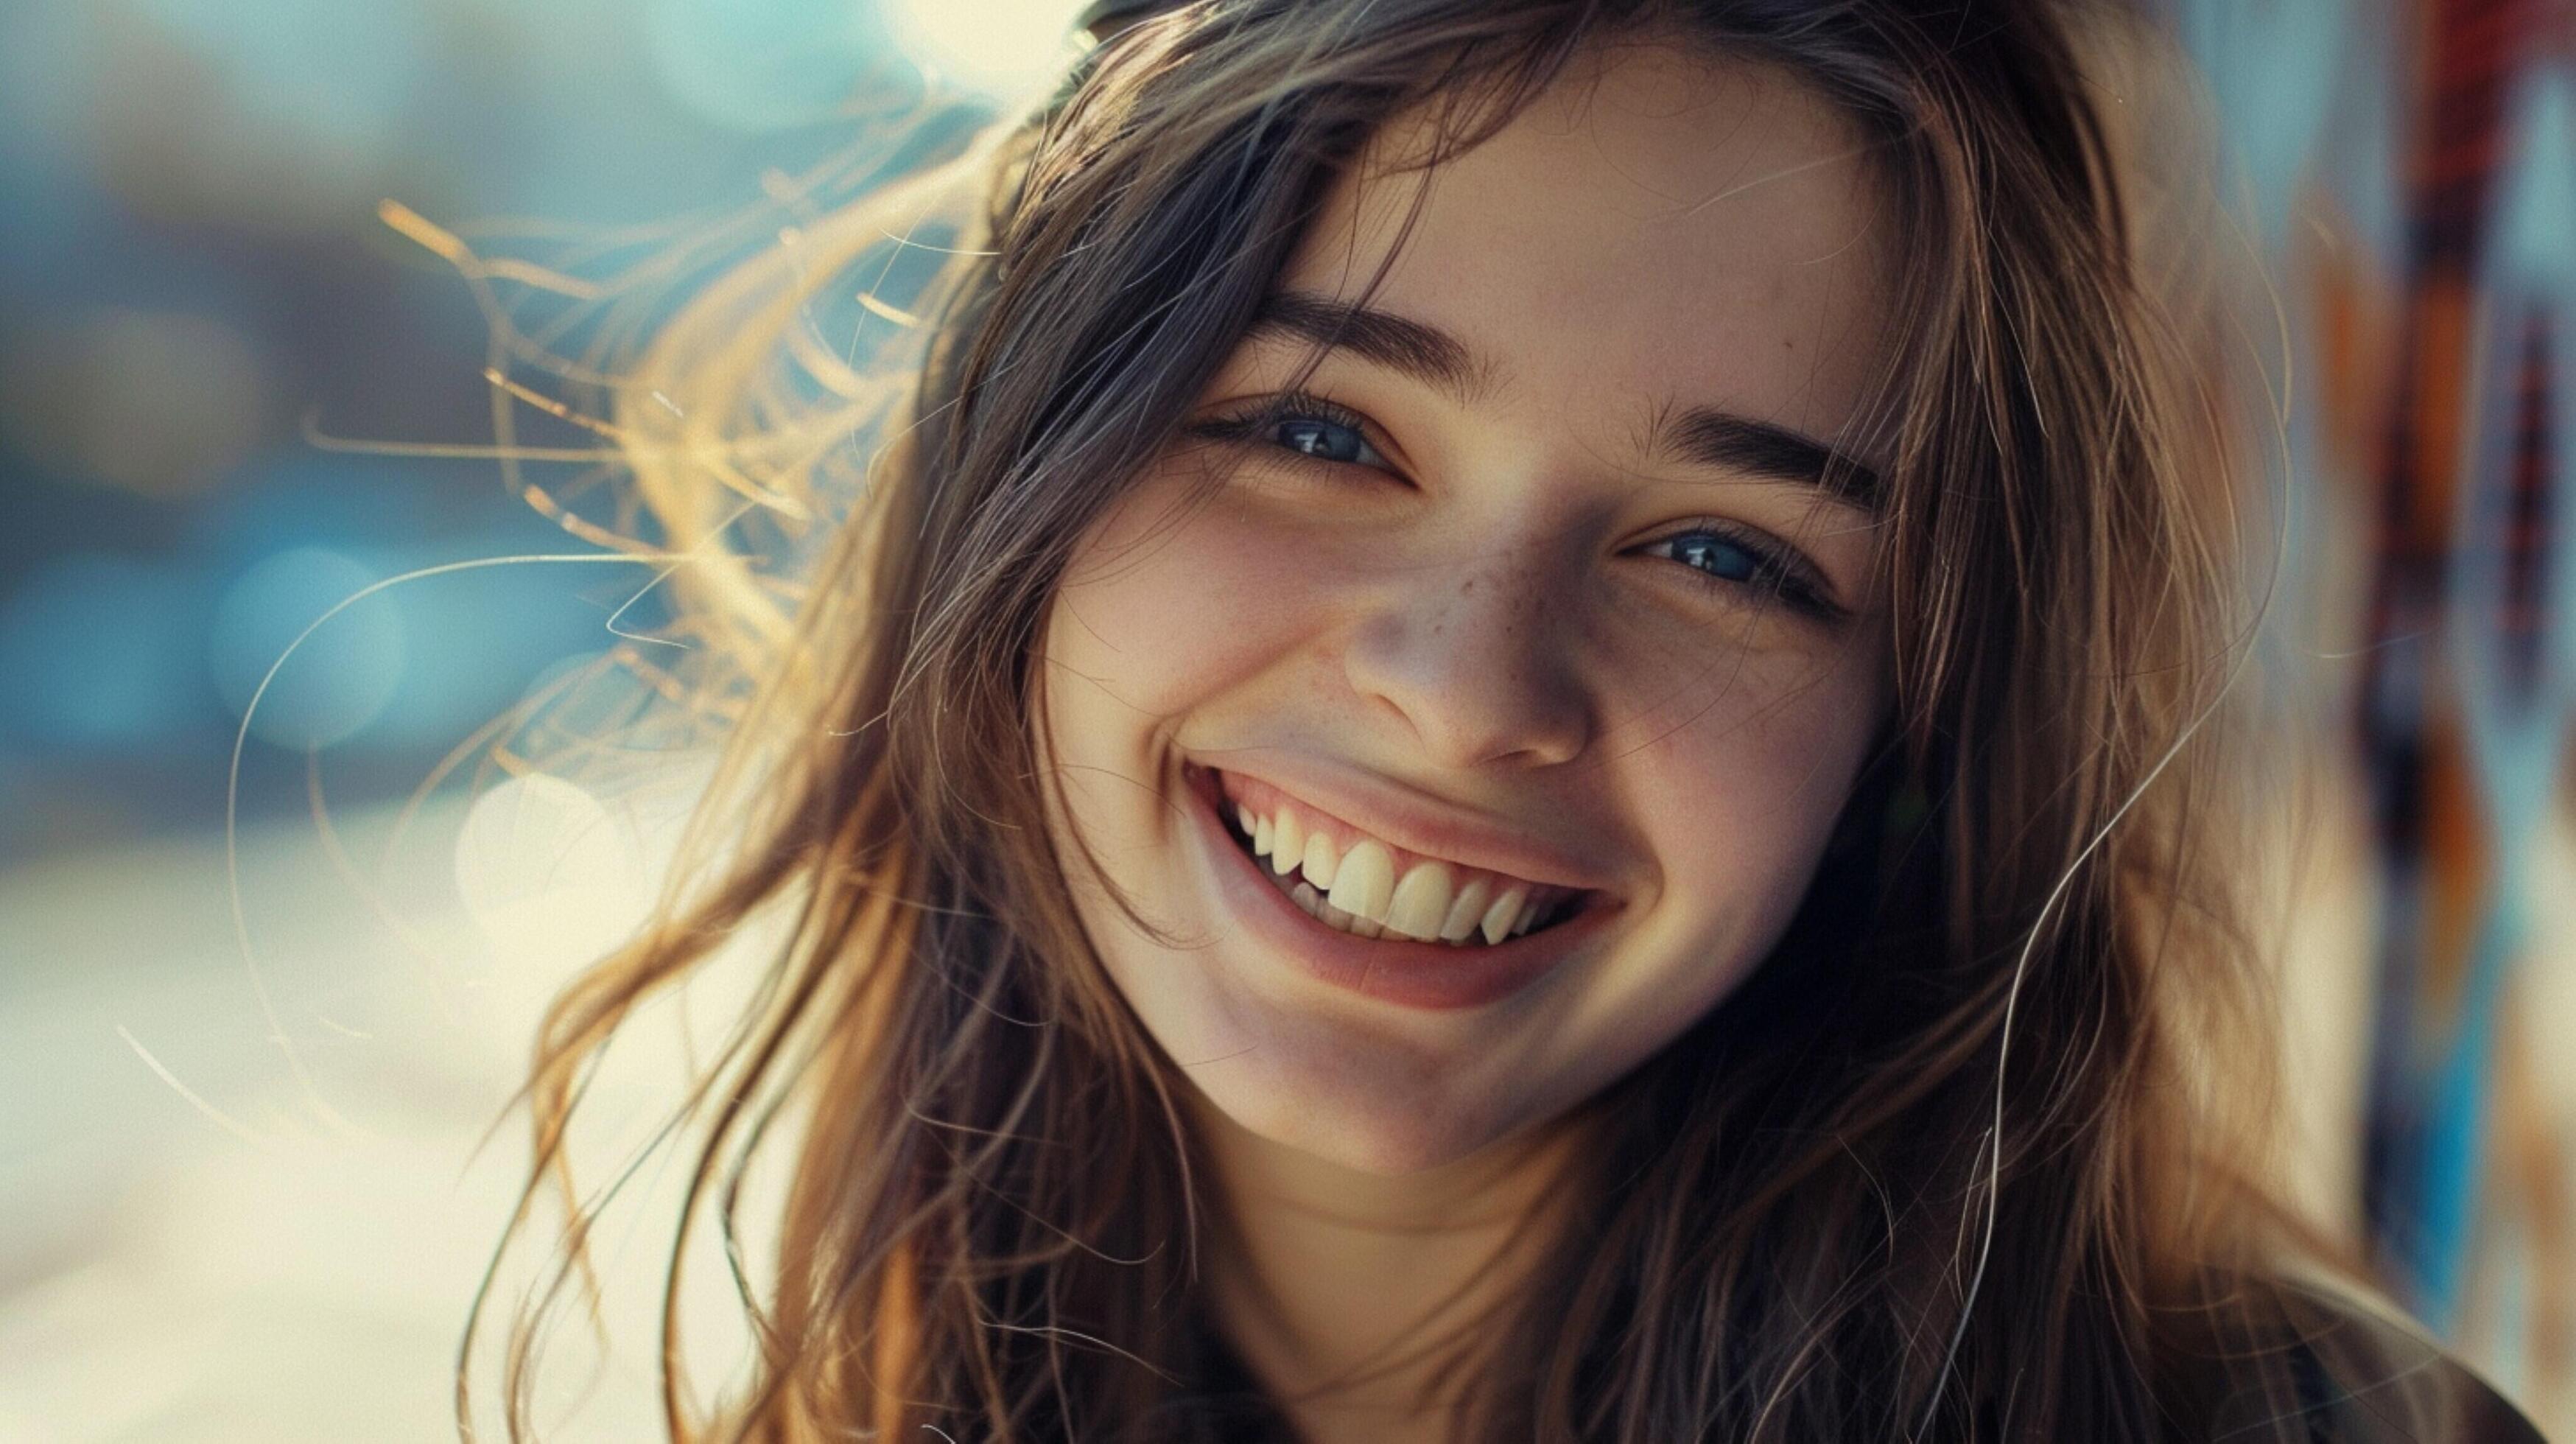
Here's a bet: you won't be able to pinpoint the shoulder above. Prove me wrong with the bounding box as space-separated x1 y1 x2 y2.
2194 1274 2548 1443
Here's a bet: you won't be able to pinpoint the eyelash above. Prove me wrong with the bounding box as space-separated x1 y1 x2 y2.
1181 392 1845 620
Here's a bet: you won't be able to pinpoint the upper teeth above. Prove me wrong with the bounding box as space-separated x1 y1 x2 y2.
1232 798 1558 944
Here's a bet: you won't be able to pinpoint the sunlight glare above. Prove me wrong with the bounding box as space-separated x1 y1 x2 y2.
455 771 649 978
880 0 1088 99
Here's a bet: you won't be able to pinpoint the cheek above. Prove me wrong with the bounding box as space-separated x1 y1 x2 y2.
1604 633 1886 992
1038 475 1336 924
1657 649 1875 837
1047 476 1340 722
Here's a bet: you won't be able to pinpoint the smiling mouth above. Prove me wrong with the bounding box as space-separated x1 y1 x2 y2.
1199 768 1599 947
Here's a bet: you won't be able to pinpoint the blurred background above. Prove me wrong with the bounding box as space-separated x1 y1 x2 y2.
0 0 2569 1437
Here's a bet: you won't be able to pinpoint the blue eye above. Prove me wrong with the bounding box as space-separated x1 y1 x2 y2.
1646 524 1842 620
1666 531 1764 584
1182 390 1394 473
1274 415 1378 466
1183 400 1846 620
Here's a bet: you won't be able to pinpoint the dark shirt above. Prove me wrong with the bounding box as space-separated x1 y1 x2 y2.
1149 1280 2548 1442
2200 1280 2548 1443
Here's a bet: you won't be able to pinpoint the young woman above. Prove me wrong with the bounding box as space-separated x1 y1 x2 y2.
471 1 2548 1438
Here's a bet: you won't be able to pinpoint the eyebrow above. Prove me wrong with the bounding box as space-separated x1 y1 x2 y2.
1246 288 1885 513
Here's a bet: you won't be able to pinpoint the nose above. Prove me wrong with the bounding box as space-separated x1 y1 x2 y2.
1339 550 1593 770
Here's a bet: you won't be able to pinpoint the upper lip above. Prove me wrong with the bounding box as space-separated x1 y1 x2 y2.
1195 754 1625 900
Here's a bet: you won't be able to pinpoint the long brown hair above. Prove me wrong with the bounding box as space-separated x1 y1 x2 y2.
465 1 2323 1437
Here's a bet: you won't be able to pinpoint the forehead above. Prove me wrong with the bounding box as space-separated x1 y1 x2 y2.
1282 38 1893 455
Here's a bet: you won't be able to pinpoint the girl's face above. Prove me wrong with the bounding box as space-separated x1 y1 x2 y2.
1041 41 1895 1174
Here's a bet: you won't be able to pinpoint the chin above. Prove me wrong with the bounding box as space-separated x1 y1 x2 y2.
1187 1048 1524 1177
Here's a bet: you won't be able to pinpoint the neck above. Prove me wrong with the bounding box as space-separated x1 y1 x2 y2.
1191 1101 1590 1444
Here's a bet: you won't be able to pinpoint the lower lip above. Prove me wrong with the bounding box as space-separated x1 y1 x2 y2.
1181 763 1616 1011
